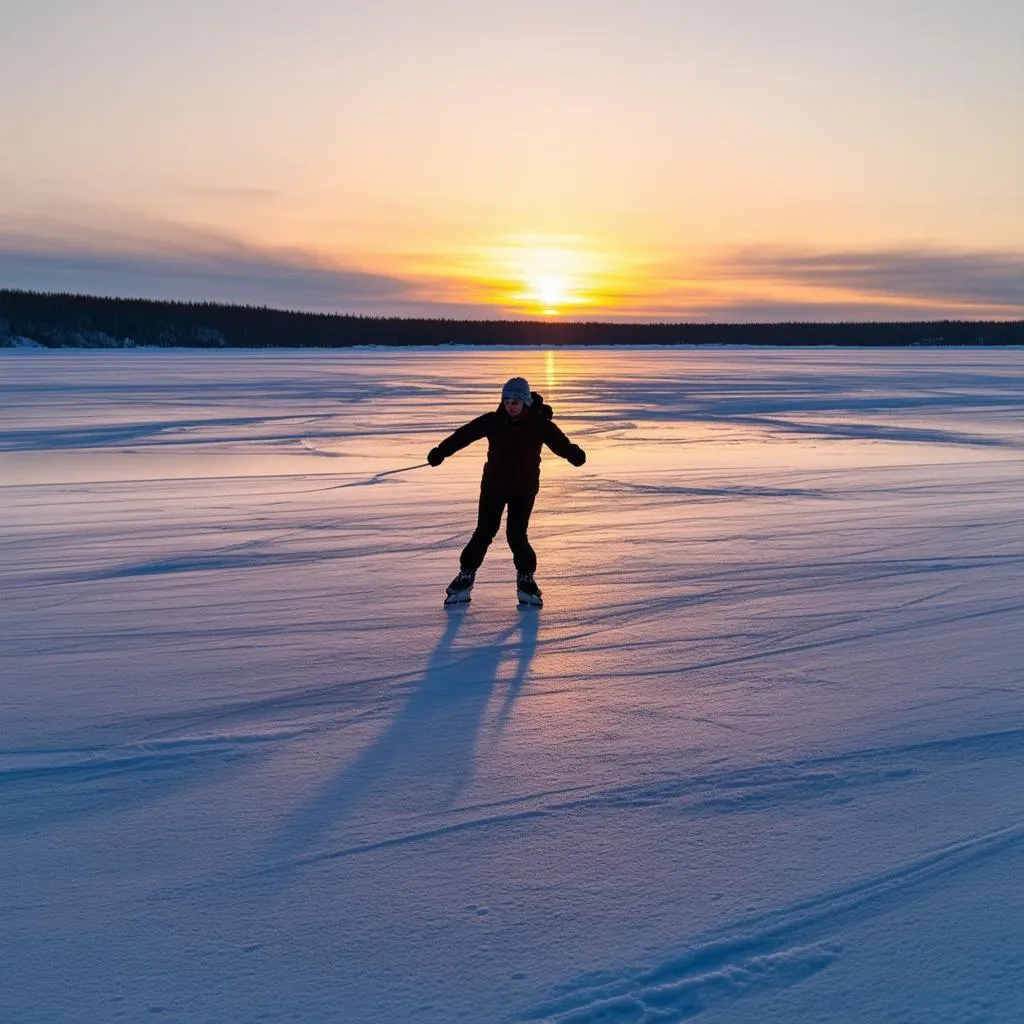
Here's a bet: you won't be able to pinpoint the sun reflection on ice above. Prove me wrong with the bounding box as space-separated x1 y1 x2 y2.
545 350 558 394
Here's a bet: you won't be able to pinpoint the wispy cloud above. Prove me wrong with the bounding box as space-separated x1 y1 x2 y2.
3 213 1023 321
0 245 408 313
0 216 494 317
715 245 1024 315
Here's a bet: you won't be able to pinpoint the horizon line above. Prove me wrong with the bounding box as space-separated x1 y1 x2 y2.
3 288 1022 329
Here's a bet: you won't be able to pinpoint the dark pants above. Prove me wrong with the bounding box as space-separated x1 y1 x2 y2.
460 490 537 573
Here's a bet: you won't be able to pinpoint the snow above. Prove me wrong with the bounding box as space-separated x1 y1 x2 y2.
3 346 1023 1024
1 336 45 349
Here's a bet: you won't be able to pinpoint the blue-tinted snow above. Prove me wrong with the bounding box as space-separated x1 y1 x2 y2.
2 347 1023 1023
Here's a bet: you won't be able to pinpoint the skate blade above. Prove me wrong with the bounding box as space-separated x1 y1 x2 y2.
444 592 472 606
517 591 543 607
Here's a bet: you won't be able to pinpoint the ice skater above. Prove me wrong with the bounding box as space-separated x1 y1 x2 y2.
427 376 586 607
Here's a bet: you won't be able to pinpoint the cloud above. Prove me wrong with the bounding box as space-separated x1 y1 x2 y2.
0 245 410 312
716 245 1024 314
0 217 497 317
3 213 1023 322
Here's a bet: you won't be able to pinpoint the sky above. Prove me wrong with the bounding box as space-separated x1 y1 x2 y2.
2 0 1022 321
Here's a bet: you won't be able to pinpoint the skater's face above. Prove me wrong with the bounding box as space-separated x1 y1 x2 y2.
503 397 524 417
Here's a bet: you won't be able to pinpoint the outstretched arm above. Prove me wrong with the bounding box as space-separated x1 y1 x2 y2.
427 413 493 466
542 420 586 466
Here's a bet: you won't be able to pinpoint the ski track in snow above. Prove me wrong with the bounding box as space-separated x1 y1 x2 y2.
523 822 1024 1023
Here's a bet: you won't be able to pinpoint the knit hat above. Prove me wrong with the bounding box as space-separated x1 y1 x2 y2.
502 377 532 405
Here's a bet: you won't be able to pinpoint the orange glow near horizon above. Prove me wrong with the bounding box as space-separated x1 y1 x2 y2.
414 234 662 318
528 274 570 316
400 234 918 322
352 233 1023 323
479 238 602 317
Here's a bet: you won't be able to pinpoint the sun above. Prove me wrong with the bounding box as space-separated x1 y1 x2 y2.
528 273 570 316
515 245 589 316
456 233 635 317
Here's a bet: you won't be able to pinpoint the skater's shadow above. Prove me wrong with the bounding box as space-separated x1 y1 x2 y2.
492 606 539 738
266 603 539 870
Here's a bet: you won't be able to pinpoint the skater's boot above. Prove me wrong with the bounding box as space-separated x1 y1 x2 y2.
444 568 476 605
516 571 543 607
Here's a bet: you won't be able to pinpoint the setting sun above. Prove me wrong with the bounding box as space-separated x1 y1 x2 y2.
512 244 588 316
527 273 571 315
441 234 651 318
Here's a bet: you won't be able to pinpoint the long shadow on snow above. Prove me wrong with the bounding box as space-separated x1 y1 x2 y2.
263 604 539 874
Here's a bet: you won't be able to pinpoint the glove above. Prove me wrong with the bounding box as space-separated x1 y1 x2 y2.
427 447 444 467
568 446 586 467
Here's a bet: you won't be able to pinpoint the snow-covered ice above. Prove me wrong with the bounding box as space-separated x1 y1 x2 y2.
3 346 1023 1023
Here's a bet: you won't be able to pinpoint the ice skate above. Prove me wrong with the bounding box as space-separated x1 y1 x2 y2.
516 571 543 607
444 568 475 605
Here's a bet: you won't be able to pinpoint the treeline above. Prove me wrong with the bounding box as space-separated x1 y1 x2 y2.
2 289 1023 348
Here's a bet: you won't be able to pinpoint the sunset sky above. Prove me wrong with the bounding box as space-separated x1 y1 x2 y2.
2 1 1022 321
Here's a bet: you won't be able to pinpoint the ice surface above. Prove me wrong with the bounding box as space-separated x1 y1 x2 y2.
3 346 1023 1023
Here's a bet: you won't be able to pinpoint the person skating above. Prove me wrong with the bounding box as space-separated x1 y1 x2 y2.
427 376 586 606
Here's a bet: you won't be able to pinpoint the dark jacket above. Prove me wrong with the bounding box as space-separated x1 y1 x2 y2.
429 391 586 495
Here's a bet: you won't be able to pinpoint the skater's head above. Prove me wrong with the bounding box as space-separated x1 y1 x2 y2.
502 377 532 417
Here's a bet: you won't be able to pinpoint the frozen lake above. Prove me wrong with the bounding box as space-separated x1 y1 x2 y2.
3 346 1024 1023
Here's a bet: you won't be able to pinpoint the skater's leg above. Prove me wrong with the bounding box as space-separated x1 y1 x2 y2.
505 492 537 573
459 489 506 571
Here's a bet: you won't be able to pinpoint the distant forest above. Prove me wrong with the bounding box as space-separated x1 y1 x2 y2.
2 289 1023 348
